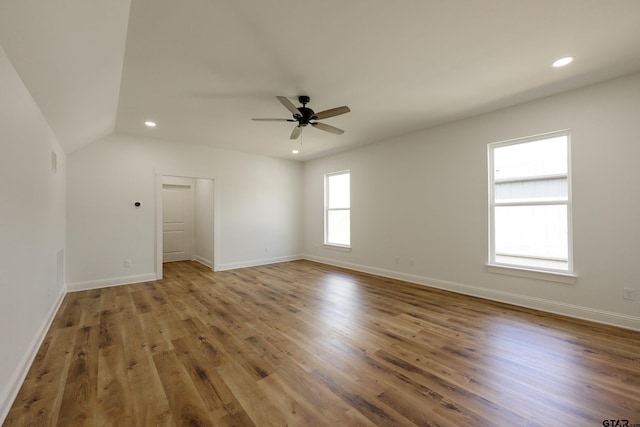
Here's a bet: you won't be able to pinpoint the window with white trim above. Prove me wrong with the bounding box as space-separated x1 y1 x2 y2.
488 131 572 273
325 171 350 247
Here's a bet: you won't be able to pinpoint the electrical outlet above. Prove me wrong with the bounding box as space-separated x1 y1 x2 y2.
409 257 415 266
623 288 636 301
395 256 399 265
124 259 131 268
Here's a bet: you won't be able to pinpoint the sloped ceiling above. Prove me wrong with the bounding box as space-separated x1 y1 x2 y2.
2 0 640 160
0 0 131 153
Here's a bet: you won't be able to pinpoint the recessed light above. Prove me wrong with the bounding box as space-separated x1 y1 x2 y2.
292 150 299 154
552 56 574 68
144 121 157 127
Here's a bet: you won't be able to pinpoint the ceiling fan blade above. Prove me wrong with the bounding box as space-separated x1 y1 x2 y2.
277 96 302 117
312 106 350 120
311 122 344 135
252 118 296 122
290 125 304 139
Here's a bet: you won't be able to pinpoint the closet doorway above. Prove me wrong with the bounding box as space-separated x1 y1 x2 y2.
159 176 215 275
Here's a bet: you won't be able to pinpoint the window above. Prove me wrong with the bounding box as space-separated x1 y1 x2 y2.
488 131 572 273
325 171 350 247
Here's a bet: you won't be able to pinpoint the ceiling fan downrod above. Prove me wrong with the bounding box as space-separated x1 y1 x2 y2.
296 96 314 126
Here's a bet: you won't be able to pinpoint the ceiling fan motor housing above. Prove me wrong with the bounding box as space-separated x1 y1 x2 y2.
297 107 315 125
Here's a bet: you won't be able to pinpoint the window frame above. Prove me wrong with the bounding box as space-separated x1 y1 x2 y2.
324 170 351 249
487 130 574 278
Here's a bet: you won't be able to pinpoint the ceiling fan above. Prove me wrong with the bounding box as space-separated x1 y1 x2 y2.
252 96 350 139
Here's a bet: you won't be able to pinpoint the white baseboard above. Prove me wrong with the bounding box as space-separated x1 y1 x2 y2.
193 255 213 269
303 254 640 331
0 288 66 424
67 273 158 292
216 255 303 272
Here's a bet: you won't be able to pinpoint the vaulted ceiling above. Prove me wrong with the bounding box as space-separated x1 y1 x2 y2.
2 0 640 160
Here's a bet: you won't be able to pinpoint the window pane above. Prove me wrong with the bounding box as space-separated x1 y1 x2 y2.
495 177 567 203
495 204 568 267
494 135 567 181
327 210 350 246
328 173 350 209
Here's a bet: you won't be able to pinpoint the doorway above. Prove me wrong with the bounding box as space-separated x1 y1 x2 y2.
157 175 215 278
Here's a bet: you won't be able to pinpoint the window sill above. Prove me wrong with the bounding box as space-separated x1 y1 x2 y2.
323 243 352 253
486 264 577 284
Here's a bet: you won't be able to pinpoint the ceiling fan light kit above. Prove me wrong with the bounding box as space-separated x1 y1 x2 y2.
253 96 351 139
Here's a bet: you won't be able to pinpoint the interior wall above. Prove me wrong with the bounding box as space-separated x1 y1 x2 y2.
303 72 640 330
0 45 66 418
66 133 303 289
194 178 215 267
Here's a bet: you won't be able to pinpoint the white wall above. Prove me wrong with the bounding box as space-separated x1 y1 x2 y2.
303 72 640 330
194 178 215 267
0 45 66 419
66 133 303 289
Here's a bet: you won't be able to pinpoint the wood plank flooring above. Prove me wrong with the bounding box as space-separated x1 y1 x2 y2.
4 260 640 426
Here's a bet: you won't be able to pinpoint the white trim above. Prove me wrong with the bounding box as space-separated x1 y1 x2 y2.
0 289 66 423
66 273 158 292
193 255 213 268
323 243 352 252
212 178 220 272
490 129 572 148
216 255 303 272
486 264 577 284
302 254 639 331
566 135 574 273
155 170 163 279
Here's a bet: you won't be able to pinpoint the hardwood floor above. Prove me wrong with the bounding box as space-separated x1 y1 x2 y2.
4 260 640 426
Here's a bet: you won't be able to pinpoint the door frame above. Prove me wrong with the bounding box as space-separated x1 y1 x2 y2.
155 170 217 280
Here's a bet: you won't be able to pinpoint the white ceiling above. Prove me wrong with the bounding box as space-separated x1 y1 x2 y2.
0 0 131 153
2 0 640 160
